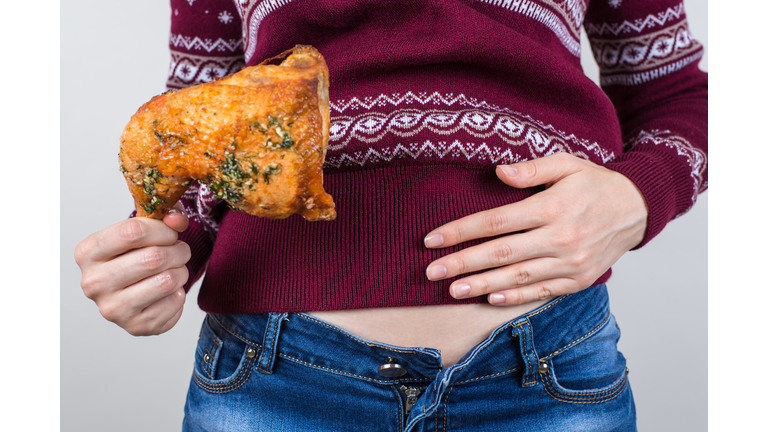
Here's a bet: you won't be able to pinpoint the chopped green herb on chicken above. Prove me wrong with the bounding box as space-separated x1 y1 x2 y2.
263 163 283 184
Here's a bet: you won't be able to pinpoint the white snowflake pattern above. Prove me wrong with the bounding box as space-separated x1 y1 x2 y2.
218 11 233 24
174 9 179 16
608 0 622 8
179 64 193 78
186 0 196 6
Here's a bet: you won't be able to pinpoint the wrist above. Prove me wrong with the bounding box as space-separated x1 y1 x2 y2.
613 171 649 250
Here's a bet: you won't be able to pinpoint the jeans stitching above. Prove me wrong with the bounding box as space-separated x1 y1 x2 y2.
277 352 434 384
540 368 628 404
524 294 570 318
390 384 403 432
542 381 627 405
267 315 279 370
443 385 454 432
437 321 523 380
453 367 520 385
521 319 537 386
192 356 257 394
542 366 627 398
259 317 274 373
540 314 611 361
202 348 216 379
259 315 280 374
210 314 262 348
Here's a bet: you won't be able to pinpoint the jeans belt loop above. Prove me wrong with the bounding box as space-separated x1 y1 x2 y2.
258 312 288 374
514 317 540 388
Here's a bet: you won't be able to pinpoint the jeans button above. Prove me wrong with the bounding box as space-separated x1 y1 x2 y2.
246 347 257 358
378 357 407 377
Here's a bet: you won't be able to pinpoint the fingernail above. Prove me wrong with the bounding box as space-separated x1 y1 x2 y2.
489 293 506 304
452 283 471 298
167 207 187 217
426 264 447 280
424 233 444 248
500 165 518 177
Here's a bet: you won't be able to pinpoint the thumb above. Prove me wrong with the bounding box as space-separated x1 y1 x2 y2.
496 152 583 188
162 201 189 233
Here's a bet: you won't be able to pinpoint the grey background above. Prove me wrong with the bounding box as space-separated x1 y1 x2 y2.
61 1 708 430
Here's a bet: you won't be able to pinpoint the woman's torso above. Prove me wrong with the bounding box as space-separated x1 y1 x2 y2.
188 0 619 327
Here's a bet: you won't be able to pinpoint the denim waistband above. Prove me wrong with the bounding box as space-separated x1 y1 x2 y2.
208 283 610 387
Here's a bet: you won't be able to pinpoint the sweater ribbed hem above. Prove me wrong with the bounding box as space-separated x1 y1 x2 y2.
195 163 610 314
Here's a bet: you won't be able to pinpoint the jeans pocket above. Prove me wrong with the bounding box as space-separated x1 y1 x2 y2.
192 315 259 394
539 314 629 404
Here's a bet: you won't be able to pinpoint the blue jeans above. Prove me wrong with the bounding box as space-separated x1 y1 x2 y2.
183 284 636 431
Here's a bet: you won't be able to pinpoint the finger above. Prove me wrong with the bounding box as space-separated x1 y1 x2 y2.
424 201 546 249
79 217 180 264
158 303 185 335
119 265 189 314
426 232 549 280
447 257 565 299
163 201 190 233
496 152 584 189
124 288 186 336
96 242 191 299
485 278 581 306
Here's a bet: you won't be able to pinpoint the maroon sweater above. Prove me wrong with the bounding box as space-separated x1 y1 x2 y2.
164 0 707 313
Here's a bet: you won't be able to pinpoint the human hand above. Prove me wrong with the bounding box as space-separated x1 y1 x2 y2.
424 152 648 305
74 202 191 335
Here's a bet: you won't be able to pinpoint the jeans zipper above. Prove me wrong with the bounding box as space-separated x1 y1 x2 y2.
399 385 422 416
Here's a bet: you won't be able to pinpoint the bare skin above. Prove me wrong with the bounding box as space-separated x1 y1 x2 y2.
76 153 647 366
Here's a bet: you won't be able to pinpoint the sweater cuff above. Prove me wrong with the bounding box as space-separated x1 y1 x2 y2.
179 219 215 292
605 128 707 249
604 150 678 250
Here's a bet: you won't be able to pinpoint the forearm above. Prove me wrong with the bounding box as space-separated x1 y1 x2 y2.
586 0 708 247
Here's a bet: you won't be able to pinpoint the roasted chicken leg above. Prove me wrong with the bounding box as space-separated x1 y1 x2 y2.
118 45 336 221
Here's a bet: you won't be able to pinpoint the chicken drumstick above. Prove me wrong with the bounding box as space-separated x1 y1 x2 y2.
118 45 336 221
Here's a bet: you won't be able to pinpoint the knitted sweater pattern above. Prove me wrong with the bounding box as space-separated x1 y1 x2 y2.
165 0 708 313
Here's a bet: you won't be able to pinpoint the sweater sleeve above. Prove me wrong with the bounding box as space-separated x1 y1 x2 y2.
584 1 707 249
167 0 245 289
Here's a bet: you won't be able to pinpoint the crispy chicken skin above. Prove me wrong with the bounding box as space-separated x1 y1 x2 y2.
119 45 336 221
